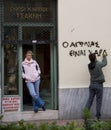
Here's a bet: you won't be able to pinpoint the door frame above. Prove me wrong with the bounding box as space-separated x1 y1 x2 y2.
19 24 58 111
1 0 57 113
2 23 58 111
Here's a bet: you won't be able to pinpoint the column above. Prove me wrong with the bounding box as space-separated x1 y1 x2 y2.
0 0 3 113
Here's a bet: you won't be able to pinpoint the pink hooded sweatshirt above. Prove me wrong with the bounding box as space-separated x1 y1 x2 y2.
22 58 41 82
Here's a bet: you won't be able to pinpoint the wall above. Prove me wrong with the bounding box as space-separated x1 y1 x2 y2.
58 0 111 88
59 87 111 119
58 0 111 119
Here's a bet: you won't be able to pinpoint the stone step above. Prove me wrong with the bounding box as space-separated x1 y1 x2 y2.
2 110 58 122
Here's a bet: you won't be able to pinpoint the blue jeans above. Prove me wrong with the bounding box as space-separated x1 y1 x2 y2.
26 79 44 110
85 83 103 118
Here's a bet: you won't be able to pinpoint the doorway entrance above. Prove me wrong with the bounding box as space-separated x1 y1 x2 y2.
23 44 51 110
22 27 51 110
2 0 57 112
2 25 57 111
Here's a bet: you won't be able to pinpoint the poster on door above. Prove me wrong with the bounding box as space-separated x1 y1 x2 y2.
2 97 20 112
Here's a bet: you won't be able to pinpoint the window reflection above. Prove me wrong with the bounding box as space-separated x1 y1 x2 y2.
4 27 17 41
4 45 18 95
4 27 18 95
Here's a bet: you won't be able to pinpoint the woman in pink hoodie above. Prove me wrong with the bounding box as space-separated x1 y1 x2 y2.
22 50 45 113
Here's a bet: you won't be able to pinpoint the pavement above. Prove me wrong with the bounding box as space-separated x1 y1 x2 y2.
1 109 84 127
28 119 84 127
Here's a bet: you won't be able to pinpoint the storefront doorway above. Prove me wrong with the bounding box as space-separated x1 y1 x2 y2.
22 27 51 110
1 0 57 112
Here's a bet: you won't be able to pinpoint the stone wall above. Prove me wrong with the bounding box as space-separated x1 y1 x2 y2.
59 87 111 119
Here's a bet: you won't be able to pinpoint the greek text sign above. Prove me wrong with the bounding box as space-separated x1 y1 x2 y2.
4 1 53 22
2 97 20 112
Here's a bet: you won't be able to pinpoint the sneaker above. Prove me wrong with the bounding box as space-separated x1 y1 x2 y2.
96 116 100 121
42 106 46 111
34 109 38 113
96 114 101 121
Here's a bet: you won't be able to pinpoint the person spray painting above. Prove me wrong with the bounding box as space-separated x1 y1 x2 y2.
85 52 107 120
22 50 46 113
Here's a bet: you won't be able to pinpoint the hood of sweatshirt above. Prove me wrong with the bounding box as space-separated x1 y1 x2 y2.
24 58 33 64
88 62 96 70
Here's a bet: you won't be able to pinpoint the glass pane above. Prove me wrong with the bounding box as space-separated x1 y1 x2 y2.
4 26 18 43
4 44 18 95
4 26 18 95
22 27 50 43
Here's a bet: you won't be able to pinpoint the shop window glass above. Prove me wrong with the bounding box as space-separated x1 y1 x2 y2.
4 27 18 95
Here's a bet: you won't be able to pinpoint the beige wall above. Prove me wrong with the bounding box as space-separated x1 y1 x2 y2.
58 0 111 88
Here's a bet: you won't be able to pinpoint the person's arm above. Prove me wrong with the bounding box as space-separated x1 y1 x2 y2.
98 55 107 67
35 61 41 75
22 63 26 79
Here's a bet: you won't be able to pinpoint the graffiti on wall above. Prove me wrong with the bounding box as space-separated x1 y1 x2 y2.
62 41 107 57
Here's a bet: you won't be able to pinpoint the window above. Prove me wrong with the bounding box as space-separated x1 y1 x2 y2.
4 27 18 95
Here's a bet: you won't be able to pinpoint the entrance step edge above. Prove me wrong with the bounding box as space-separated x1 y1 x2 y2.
2 110 58 122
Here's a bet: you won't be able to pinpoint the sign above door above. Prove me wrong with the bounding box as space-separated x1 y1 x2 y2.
4 0 54 23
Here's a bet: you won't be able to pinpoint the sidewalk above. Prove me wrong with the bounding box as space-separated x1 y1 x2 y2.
1 110 84 127
2 110 58 122
30 119 84 127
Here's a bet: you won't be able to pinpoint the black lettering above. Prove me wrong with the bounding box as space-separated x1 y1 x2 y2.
91 41 95 46
75 42 78 47
87 42 90 47
88 50 92 54
99 49 102 56
79 42 84 47
69 50 74 56
75 41 82 47
62 42 69 48
74 51 80 57
95 42 100 48
95 50 100 56
69 50 86 57
103 50 108 56
84 42 88 47
70 42 76 47
81 50 86 56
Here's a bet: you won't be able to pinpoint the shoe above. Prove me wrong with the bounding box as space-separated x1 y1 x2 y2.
96 116 100 121
34 109 38 113
42 106 46 111
96 114 101 121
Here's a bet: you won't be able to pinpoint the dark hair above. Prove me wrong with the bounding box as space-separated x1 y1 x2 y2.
89 53 96 62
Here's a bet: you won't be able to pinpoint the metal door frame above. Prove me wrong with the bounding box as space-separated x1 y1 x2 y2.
1 23 58 111
1 0 58 112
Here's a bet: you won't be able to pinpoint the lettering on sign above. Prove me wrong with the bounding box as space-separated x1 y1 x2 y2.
2 97 20 112
62 41 108 57
4 1 52 22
